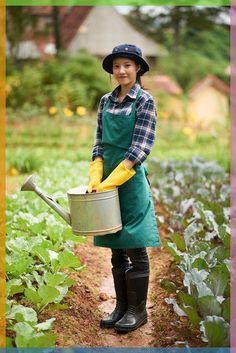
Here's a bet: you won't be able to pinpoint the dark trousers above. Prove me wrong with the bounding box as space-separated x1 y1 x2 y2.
111 248 149 273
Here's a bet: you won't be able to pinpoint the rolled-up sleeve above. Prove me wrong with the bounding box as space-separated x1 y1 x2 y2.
92 96 106 160
125 97 157 165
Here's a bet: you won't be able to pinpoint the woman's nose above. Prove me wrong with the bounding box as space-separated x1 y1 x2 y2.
119 66 125 74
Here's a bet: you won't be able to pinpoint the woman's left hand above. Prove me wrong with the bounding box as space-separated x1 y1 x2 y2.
96 160 136 192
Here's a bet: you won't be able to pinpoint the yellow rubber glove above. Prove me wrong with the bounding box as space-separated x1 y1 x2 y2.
87 159 103 192
96 161 136 192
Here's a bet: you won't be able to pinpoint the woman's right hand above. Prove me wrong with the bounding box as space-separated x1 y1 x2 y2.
87 158 103 193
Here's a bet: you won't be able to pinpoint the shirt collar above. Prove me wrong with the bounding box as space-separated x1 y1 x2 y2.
109 82 141 103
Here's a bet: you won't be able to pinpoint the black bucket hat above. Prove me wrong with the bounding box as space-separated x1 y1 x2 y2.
102 44 149 76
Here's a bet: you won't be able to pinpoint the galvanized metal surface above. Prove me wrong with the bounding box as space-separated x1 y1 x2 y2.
21 175 122 236
67 186 122 236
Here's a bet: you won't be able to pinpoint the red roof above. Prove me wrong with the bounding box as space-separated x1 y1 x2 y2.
143 75 182 95
59 7 92 48
25 6 69 16
189 74 230 97
23 6 93 49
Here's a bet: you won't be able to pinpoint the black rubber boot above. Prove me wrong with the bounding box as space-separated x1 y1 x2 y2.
114 269 149 333
100 268 128 328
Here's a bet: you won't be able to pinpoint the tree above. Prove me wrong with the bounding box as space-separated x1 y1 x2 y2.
126 6 229 50
6 7 33 63
52 7 62 55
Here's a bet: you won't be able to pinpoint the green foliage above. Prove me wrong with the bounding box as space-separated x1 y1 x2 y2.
126 7 229 90
6 160 89 346
7 149 43 174
7 50 110 114
149 157 230 346
158 46 228 91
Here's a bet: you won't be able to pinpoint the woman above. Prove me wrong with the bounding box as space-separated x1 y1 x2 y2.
87 44 160 333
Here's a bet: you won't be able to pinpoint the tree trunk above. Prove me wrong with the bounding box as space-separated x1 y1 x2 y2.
52 7 61 56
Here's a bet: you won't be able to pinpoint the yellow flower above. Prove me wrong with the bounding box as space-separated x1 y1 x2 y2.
183 127 193 136
9 167 19 176
48 106 57 115
63 108 74 117
76 106 87 117
160 111 170 120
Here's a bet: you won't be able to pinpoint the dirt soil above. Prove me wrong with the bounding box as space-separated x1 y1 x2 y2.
41 203 206 348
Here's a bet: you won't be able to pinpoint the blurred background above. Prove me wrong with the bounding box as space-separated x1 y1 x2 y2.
6 5 230 190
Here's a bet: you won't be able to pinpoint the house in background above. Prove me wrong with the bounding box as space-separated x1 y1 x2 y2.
187 74 230 127
142 75 184 119
9 6 167 65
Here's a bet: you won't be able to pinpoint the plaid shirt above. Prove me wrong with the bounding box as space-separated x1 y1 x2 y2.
92 82 157 165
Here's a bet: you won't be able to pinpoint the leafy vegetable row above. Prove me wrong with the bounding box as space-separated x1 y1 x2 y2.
149 157 230 347
6 160 89 347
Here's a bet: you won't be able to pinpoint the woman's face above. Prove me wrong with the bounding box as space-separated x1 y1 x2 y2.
112 57 140 87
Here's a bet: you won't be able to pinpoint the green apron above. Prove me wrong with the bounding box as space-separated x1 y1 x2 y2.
93 90 160 249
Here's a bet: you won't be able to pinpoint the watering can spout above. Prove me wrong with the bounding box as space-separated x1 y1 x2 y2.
21 175 71 225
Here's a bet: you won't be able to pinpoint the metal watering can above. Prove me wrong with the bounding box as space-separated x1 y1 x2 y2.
21 175 122 236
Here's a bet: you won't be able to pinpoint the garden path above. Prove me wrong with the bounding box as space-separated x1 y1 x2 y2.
49 203 205 348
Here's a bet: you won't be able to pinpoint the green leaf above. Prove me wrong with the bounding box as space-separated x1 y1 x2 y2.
44 272 66 286
14 322 34 338
7 237 29 252
48 303 69 310
160 279 177 293
200 316 230 346
15 335 30 348
62 228 86 243
195 282 214 298
163 240 182 263
209 246 229 263
54 285 68 303
24 288 41 305
7 305 38 324
6 254 32 277
58 250 81 269
38 285 60 305
35 318 56 331
184 221 203 248
31 245 50 264
6 279 25 296
63 277 76 287
206 264 229 296
170 233 186 251
177 291 197 309
183 269 211 297
224 283 230 298
195 202 219 234
190 241 211 255
197 296 222 317
32 270 44 286
192 257 209 271
222 298 230 322
218 225 230 249
28 333 57 347
180 305 201 326
6 337 14 347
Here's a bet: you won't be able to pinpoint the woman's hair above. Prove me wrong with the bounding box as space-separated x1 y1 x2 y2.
136 73 143 87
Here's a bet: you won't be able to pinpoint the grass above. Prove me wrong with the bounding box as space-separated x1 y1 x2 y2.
6 115 230 174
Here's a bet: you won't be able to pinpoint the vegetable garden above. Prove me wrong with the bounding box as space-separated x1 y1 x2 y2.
6 152 230 347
